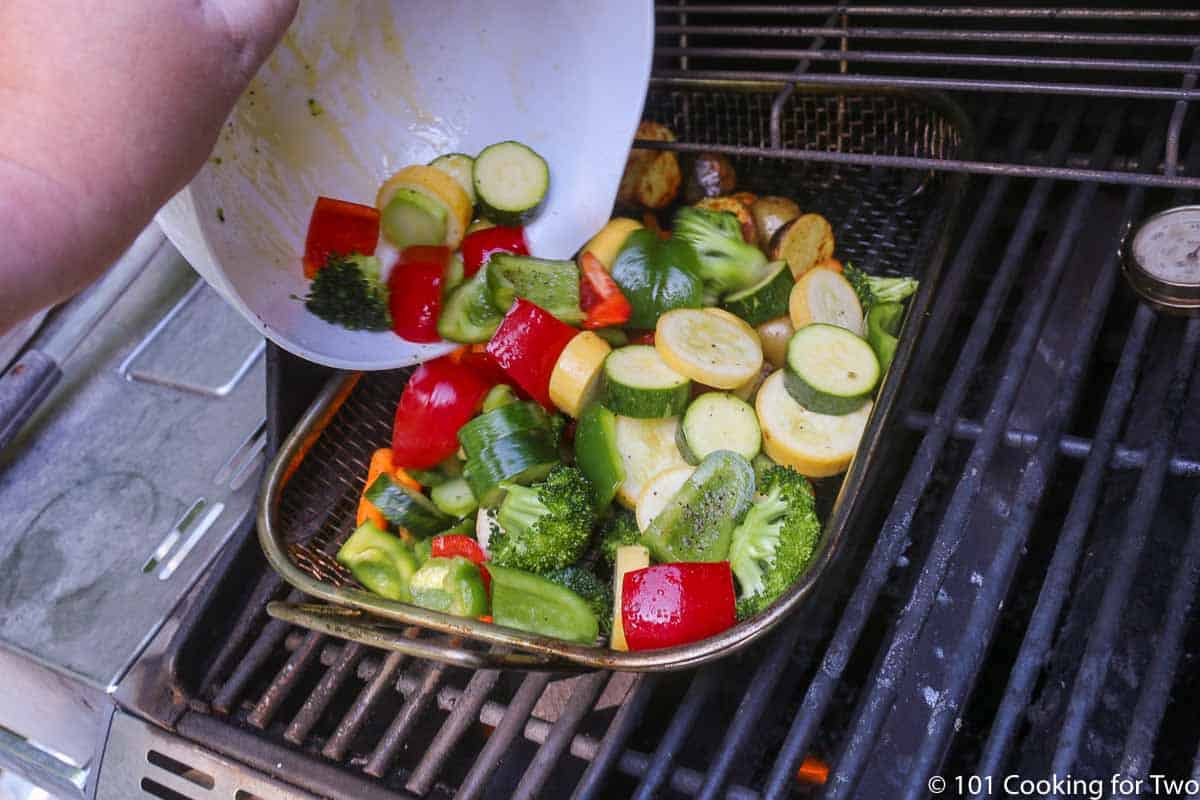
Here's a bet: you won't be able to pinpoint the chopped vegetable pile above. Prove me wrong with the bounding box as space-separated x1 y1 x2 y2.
307 124 919 651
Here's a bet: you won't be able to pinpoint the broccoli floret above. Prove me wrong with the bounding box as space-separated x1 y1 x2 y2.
304 253 392 331
843 263 918 311
490 466 596 572
544 565 614 637
672 206 769 296
730 466 822 620
598 509 641 566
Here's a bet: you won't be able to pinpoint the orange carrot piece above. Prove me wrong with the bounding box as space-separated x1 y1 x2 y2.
815 257 843 274
355 448 420 527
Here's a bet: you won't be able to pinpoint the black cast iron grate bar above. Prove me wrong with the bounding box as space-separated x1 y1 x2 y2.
403 665 501 795
454 671 554 800
1114 491 1200 791
321 650 406 761
284 640 365 745
247 627 329 729
902 412 1200 478
511 672 610 800
364 657 450 779
656 46 1200 75
761 98 1081 799
198 571 284 698
1048 319 1200 789
570 675 660 800
827 103 1125 799
655 6 1200 21
898 121 1167 799
656 24 1200 49
633 665 724 800
695 618 809 799
973 304 1157 786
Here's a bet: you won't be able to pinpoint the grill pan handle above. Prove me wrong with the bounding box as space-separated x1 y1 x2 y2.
267 601 587 671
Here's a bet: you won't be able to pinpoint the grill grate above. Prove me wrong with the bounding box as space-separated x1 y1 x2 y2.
161 5 1200 800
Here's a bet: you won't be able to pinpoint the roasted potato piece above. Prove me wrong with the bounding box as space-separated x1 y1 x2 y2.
751 196 802 249
756 315 795 369
729 191 759 208
694 196 758 246
617 121 682 209
683 152 738 203
770 213 835 278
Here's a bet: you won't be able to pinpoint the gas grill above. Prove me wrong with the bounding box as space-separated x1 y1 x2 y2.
4 3 1200 799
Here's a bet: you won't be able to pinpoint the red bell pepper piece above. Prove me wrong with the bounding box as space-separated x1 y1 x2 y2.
391 356 493 469
621 562 736 651
629 331 655 346
486 299 579 409
303 196 380 279
388 246 450 343
578 252 633 329
431 534 488 564
461 226 529 277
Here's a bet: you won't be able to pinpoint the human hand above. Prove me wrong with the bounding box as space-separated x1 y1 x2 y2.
0 0 299 332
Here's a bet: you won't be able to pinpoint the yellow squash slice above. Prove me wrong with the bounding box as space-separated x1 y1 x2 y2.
548 332 611 418
756 370 871 478
613 415 689 508
655 308 763 389
789 266 864 334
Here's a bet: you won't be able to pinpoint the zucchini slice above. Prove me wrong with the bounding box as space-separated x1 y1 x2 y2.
784 323 879 415
654 308 763 390
364 473 452 536
756 370 872 478
549 332 612 418
613 415 689 508
722 260 794 326
377 164 473 250
789 266 864 334
380 188 448 249
602 345 691 418
429 152 476 205
429 477 478 517
635 466 695 531
462 431 559 508
678 392 761 463
457 401 552 457
473 141 549 226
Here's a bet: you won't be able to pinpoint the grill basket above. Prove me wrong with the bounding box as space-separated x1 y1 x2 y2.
258 81 971 671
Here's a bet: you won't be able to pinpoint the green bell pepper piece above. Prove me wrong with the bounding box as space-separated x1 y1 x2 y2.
409 556 489 618
574 403 623 510
336 522 420 601
413 536 433 565
486 563 600 644
609 229 706 329
640 450 755 563
865 301 905 372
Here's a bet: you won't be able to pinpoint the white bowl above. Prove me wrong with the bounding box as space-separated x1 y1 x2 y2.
157 0 654 370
